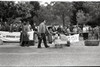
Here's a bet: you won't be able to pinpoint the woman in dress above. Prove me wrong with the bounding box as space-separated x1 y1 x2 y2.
20 21 29 47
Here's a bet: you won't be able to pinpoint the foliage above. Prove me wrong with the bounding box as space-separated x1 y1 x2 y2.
76 10 93 25
52 2 73 27
70 2 86 25
83 2 100 26
37 3 56 25
0 1 40 25
1 1 100 28
0 1 17 22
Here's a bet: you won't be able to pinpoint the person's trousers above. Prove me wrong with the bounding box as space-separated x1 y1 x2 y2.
20 32 29 47
83 33 88 40
95 33 99 39
48 34 52 44
21 41 29 47
33 31 36 42
38 33 48 48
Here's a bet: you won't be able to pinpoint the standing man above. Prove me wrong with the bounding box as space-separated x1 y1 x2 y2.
94 25 100 40
38 20 50 48
83 25 89 40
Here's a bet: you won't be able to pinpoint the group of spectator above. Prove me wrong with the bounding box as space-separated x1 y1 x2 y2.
47 24 100 41
0 22 22 32
0 19 100 48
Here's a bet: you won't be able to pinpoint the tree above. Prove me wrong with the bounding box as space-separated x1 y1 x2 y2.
76 10 86 24
0 1 17 23
83 2 100 26
0 1 40 26
35 2 57 25
52 2 73 27
70 2 86 25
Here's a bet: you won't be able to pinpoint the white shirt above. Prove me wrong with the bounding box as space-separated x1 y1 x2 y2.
28 29 34 40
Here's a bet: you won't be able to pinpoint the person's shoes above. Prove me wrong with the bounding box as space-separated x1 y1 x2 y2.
21 45 25 47
21 46 25 47
46 46 50 48
38 47 42 48
49 42 52 44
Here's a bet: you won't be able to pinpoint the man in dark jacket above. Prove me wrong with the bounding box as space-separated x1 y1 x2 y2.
38 20 50 48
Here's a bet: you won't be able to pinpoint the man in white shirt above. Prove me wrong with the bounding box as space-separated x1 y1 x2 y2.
83 25 89 40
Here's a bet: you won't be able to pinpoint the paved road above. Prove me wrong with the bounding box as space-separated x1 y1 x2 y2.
0 41 100 66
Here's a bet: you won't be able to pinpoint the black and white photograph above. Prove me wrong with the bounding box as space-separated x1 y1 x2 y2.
0 0 100 66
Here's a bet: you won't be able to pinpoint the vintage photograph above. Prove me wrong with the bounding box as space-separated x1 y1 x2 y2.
0 0 100 66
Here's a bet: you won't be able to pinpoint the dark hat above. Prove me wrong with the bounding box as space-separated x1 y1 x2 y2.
48 26 52 29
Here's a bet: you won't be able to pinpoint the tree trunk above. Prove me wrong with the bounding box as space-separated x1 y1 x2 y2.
62 13 65 27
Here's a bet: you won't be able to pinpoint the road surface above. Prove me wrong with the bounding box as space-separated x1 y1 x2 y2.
0 41 100 66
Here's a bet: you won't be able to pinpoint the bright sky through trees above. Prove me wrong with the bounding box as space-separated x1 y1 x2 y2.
14 0 51 6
